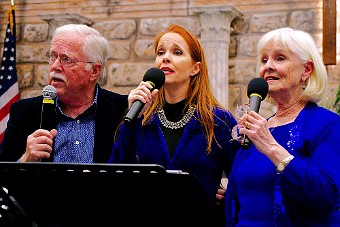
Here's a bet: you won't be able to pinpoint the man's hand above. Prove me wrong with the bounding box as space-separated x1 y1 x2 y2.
20 129 57 162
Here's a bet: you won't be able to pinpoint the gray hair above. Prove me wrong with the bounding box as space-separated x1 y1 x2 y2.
52 24 110 81
256 27 328 103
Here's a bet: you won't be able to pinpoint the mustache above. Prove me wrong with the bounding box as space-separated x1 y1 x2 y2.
49 71 66 82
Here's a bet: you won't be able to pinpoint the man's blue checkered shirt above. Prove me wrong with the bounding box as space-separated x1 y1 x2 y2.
53 88 98 163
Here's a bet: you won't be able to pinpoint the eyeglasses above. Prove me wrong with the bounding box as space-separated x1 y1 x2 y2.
46 53 94 67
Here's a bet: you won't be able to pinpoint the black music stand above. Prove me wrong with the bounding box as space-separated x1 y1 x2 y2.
0 162 214 227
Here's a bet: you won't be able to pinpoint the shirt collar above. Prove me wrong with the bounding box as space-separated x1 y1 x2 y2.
55 84 99 118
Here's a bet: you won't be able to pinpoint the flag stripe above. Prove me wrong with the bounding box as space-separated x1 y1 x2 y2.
0 5 19 142
0 85 19 120
0 81 19 109
0 114 10 139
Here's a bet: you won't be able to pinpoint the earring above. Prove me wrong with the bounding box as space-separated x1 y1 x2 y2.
302 82 306 90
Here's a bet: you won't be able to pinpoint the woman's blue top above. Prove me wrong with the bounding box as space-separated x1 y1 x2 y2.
225 102 340 227
109 107 238 226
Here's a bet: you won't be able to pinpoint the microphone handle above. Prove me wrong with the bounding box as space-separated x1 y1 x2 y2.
241 96 261 149
124 100 144 124
249 95 261 112
124 81 157 124
40 100 56 130
241 137 251 149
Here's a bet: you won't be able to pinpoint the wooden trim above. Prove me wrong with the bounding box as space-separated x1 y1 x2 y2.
323 0 337 65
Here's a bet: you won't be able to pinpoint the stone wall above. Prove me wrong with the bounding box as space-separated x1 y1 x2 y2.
0 0 339 117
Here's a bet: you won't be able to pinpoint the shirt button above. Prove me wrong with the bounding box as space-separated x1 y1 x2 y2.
77 120 80 124
75 141 80 145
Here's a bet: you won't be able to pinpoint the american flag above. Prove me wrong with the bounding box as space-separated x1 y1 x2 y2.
0 5 19 142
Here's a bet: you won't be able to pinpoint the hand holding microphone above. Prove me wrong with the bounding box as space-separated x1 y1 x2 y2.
241 78 268 149
124 68 165 124
21 129 57 162
20 85 58 162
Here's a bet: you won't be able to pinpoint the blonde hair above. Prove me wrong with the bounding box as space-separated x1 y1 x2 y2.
256 27 328 103
142 24 223 153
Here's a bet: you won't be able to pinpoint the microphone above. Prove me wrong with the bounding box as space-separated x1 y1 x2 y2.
124 68 165 124
241 77 269 149
40 85 57 130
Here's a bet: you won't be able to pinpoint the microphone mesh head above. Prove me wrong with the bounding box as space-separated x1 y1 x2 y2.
143 68 165 89
247 78 269 101
42 85 57 99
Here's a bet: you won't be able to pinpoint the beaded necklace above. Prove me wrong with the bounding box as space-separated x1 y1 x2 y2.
157 106 195 129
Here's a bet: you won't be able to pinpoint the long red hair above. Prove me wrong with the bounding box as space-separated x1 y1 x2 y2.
143 24 223 153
